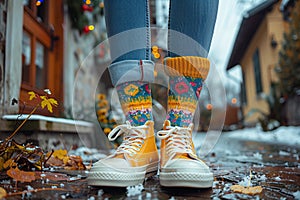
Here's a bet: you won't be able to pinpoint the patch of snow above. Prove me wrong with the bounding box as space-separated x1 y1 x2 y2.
68 147 107 162
26 185 34 192
0 180 10 184
69 177 78 181
258 174 267 181
238 176 252 187
97 189 104 197
279 150 291 156
227 126 300 146
267 120 280 131
253 152 263 160
126 184 144 197
146 192 151 199
274 176 281 181
22 185 34 199
293 191 300 200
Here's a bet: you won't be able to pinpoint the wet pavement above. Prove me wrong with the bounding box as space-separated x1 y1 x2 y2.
1 131 300 199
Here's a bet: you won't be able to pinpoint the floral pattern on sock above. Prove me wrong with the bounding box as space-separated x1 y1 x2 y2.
117 81 152 126
167 76 203 127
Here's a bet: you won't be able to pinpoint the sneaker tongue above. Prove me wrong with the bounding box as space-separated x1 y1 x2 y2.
112 154 125 159
176 153 191 160
178 154 189 159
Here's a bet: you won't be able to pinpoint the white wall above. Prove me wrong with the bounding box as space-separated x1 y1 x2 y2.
3 0 23 114
0 0 7 116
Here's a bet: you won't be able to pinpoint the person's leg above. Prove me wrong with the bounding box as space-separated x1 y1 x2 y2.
159 0 219 188
166 0 219 127
88 0 159 187
105 0 154 126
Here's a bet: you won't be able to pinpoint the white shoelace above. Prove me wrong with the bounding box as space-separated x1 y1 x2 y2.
108 121 147 155
157 124 194 158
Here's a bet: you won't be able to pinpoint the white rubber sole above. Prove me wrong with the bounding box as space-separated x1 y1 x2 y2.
88 161 158 187
159 171 214 188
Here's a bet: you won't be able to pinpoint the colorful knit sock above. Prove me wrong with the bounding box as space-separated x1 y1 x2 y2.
116 81 153 126
165 56 210 127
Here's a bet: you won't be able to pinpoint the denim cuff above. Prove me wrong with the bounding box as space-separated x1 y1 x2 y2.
108 60 155 86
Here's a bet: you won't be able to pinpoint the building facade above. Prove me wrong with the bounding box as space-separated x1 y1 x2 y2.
227 0 288 125
0 0 109 118
0 0 110 148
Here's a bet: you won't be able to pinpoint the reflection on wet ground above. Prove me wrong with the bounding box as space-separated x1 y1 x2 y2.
1 133 299 199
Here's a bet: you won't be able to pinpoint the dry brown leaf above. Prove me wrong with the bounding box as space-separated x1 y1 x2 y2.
230 185 263 195
65 155 86 170
0 187 7 199
7 167 36 182
3 159 16 169
46 156 64 166
0 158 4 171
46 150 86 170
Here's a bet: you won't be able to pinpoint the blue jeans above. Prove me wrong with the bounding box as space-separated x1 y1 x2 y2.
104 0 219 86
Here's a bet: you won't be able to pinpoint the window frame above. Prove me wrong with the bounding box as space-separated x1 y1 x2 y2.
20 0 64 116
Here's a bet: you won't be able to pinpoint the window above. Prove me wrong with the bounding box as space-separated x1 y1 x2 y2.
21 0 64 116
252 49 263 95
241 71 247 105
21 29 49 89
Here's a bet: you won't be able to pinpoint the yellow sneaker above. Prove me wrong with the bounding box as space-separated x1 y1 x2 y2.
157 120 213 188
88 121 159 187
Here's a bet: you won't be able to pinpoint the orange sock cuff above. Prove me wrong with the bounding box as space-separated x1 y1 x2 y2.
164 56 210 79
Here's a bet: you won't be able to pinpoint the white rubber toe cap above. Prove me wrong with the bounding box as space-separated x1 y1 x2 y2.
162 158 210 173
91 158 146 173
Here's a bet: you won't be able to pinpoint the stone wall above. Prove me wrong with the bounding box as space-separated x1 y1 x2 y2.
63 7 111 123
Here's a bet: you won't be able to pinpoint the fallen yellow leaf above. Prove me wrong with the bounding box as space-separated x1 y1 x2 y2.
52 149 68 160
230 185 263 195
0 187 7 199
